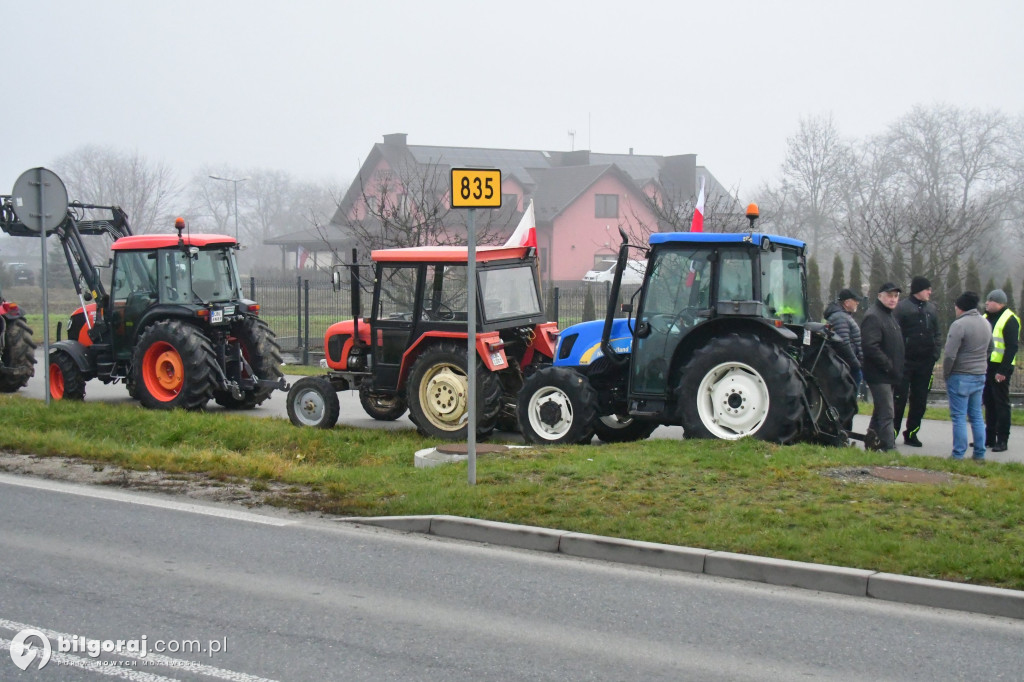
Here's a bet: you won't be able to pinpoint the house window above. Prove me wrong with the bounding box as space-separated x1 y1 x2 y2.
595 194 618 219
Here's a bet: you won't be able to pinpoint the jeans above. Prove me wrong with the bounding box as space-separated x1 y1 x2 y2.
947 373 986 459
867 383 896 450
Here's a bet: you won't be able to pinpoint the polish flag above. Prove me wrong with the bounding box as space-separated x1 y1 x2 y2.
504 199 537 248
690 175 705 233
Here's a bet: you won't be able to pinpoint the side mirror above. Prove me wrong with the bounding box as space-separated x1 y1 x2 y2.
332 270 342 292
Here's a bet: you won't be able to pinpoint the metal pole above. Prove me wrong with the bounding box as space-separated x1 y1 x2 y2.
233 181 239 240
303 279 310 366
466 208 477 485
37 170 50 406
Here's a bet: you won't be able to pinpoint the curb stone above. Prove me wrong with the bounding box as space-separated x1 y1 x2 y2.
342 515 1024 621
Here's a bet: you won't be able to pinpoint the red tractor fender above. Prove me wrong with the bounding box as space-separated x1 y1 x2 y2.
520 322 559 366
0 300 24 319
397 331 508 387
68 303 99 346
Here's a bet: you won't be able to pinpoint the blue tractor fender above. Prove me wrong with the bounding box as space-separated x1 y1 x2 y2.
552 318 633 368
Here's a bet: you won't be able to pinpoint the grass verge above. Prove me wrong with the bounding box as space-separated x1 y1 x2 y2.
1 395 1023 590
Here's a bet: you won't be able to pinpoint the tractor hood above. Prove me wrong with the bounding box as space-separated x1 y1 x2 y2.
553 318 633 368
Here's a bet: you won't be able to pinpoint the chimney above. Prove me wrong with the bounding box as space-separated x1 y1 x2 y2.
383 133 408 147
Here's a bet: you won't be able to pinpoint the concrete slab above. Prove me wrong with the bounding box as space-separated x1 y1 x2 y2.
343 515 433 533
559 532 710 573
704 551 874 596
868 572 1024 620
428 515 567 552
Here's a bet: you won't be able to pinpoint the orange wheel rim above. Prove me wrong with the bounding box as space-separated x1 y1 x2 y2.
142 341 185 401
49 362 65 399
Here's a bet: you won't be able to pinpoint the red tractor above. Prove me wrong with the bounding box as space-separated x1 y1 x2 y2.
0 198 285 409
286 244 558 440
0 284 36 392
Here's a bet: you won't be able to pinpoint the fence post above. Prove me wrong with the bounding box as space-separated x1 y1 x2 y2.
553 286 560 326
249 276 255 301
296 275 302 348
303 279 310 366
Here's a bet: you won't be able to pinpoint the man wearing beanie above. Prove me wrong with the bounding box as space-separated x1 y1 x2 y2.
893 275 941 447
861 282 905 451
983 289 1019 452
943 291 992 460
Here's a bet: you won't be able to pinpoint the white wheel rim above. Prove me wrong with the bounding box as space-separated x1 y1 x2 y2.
294 386 326 426
419 363 469 431
527 386 575 440
696 361 770 439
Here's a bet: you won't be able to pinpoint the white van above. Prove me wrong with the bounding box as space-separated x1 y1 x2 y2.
582 259 647 285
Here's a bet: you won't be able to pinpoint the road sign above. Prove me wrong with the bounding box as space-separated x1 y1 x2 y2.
11 168 68 233
451 168 501 208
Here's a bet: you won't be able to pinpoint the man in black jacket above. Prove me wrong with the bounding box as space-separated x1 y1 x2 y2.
893 276 941 447
861 282 906 451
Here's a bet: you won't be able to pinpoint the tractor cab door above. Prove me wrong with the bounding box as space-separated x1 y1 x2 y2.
369 264 421 390
109 250 158 360
630 247 714 397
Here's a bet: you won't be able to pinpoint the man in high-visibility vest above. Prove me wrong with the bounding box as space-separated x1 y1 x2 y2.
983 289 1019 453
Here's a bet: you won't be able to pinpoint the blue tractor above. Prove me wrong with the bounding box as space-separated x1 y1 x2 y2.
517 206 858 446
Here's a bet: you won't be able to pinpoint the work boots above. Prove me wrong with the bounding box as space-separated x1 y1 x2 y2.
902 430 923 447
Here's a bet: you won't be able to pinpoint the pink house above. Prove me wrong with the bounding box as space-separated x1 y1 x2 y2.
288 134 734 283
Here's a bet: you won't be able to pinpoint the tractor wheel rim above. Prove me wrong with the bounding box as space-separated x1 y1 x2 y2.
419 363 468 431
143 341 185 401
599 414 633 429
696 361 769 439
49 362 64 399
527 386 574 440
294 387 326 426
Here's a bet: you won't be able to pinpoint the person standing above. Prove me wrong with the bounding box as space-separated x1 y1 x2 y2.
824 288 863 387
983 289 1020 452
893 276 941 447
860 282 905 451
943 291 992 461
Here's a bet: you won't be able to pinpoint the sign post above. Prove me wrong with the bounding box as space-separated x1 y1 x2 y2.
450 168 501 485
11 168 69 406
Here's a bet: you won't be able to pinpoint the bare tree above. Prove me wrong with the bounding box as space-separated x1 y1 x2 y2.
52 145 181 234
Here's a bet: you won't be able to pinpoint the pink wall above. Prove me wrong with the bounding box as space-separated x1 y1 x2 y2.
547 174 658 281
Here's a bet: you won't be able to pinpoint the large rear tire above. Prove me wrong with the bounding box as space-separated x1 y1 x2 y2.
592 414 658 443
677 333 804 443
287 376 340 428
517 366 598 444
48 350 86 401
0 318 37 392
406 342 501 441
359 383 407 421
133 321 217 410
214 317 284 409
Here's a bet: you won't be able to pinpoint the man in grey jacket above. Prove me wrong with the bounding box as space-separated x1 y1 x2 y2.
943 291 994 461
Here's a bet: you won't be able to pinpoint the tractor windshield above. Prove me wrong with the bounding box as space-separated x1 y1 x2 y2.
479 264 542 323
760 246 806 324
158 248 242 304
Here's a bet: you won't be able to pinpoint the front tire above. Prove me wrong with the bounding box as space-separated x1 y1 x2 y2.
406 342 501 441
517 366 598 444
214 317 284 409
287 377 340 428
677 333 804 443
359 383 407 421
49 350 86 401
133 321 217 410
0 318 37 392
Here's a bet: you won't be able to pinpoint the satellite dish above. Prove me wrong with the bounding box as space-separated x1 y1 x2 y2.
11 167 69 234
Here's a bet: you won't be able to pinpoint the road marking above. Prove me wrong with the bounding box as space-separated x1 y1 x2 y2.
1 619 280 682
0 473 295 527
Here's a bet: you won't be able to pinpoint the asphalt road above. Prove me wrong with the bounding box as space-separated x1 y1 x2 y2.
2 474 1022 681
18 359 1024 464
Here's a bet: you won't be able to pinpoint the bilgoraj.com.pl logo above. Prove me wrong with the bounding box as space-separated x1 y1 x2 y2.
9 628 52 670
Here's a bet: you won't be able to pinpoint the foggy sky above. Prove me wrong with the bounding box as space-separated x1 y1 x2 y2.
3 0 1022 201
